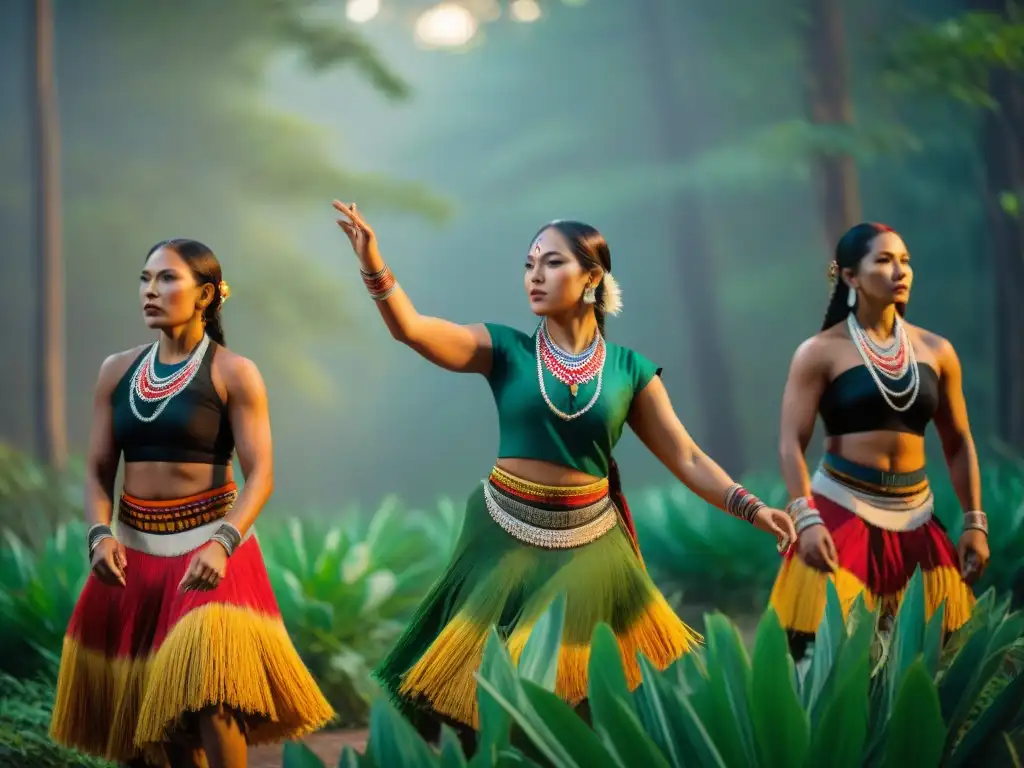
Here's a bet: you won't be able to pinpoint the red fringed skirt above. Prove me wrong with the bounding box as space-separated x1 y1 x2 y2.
48 483 334 763
770 468 974 635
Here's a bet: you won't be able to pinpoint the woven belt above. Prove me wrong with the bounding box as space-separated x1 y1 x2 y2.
482 481 618 549
118 487 237 534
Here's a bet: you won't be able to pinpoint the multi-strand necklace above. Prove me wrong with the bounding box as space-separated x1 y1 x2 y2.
847 312 920 412
129 335 211 423
536 319 606 421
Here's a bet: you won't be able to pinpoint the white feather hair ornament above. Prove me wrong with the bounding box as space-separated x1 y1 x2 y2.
599 272 623 316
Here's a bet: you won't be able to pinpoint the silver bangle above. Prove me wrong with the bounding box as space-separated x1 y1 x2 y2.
785 496 815 519
724 483 765 524
87 524 114 557
795 515 825 535
370 281 399 301
209 522 243 557
963 510 988 535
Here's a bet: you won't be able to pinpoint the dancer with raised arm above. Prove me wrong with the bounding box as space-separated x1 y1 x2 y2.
770 222 989 659
49 240 333 768
331 201 795 750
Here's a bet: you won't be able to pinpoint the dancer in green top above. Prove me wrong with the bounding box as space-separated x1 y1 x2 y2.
331 200 795 751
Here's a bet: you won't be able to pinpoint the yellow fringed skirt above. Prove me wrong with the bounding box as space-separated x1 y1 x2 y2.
49 485 334 763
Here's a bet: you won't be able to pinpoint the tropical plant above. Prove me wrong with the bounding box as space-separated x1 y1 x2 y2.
0 520 90 678
260 496 463 726
0 444 84 550
281 570 1024 767
0 673 113 768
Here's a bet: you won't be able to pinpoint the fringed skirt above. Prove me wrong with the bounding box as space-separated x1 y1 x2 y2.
48 483 334 763
373 466 699 730
770 454 974 638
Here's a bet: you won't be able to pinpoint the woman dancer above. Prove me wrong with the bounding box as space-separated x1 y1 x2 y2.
331 201 795 747
770 222 989 657
49 240 333 767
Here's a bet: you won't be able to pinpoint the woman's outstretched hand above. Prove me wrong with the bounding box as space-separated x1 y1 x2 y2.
333 200 378 266
753 506 798 554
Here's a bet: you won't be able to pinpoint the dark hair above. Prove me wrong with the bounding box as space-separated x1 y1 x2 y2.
821 222 904 331
146 238 227 346
534 220 613 334
532 220 642 555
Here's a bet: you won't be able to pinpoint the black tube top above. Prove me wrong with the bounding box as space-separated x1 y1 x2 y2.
819 364 940 437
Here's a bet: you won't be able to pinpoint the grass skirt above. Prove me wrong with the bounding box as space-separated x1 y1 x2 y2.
373 479 699 729
770 492 974 635
48 486 334 763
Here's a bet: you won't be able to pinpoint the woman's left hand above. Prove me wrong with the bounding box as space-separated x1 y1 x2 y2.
178 541 229 592
958 529 989 585
753 507 797 554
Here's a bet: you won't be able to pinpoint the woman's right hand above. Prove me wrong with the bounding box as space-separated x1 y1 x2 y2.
91 537 127 587
797 524 839 573
333 200 379 267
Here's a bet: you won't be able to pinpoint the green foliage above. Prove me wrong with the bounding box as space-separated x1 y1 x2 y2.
259 497 463 726
282 573 1024 768
0 444 84 550
883 9 1024 109
0 673 113 768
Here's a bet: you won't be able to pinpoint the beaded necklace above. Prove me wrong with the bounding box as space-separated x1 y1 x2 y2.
129 335 211 423
847 313 920 412
535 319 605 421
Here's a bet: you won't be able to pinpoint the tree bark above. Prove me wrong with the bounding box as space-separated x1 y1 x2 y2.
639 0 748 475
804 0 862 248
32 0 67 470
973 1 1024 452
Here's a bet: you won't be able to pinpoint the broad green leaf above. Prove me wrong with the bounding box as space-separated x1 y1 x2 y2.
337 745 363 768
282 741 326 768
945 643 1016 753
368 697 439 768
634 654 692 768
750 608 810 768
885 568 927 717
940 626 994 720
586 625 669 768
517 592 567 691
805 639 871 768
439 725 468 768
881 659 946 768
702 613 757 767
923 601 947 677
947 671 1024 767
806 579 847 717
476 628 517 756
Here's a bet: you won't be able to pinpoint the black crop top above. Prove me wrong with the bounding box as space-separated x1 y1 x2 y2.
819 364 940 437
111 343 235 464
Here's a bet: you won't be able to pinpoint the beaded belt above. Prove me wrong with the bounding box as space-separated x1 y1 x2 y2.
812 462 933 532
483 467 617 549
116 484 246 556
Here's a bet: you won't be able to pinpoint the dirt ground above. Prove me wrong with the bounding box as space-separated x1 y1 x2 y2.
248 730 368 768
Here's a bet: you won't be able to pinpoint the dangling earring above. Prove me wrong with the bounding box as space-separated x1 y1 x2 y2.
847 287 857 308
582 284 597 305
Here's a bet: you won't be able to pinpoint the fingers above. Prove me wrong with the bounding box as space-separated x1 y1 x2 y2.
178 560 222 593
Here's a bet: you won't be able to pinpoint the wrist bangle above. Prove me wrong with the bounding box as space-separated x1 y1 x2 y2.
963 510 988 535
724 484 765 524
361 264 397 300
786 496 816 519
209 522 243 557
795 515 825 535
87 524 114 557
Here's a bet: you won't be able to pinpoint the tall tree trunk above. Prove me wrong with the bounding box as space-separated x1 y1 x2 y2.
804 0 862 248
971 0 1024 452
32 0 67 470
639 0 747 475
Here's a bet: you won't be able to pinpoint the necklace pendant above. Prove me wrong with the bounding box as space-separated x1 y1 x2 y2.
570 383 579 397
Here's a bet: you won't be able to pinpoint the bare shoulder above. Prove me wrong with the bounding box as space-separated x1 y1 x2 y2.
212 346 266 395
905 322 952 356
790 330 838 372
96 344 148 391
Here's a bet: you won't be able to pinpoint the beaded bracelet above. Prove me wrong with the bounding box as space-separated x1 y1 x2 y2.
963 510 989 535
209 522 243 557
724 484 765 524
361 265 398 301
87 524 114 558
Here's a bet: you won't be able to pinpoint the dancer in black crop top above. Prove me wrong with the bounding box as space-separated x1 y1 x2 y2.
770 222 989 661
50 239 331 767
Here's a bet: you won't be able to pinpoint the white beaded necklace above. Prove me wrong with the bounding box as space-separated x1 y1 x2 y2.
847 313 920 412
129 335 211 423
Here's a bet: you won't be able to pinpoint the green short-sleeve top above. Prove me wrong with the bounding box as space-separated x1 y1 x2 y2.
483 322 661 478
